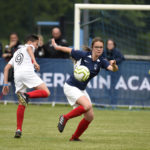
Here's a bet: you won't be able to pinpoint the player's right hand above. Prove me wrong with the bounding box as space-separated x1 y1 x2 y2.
34 63 40 71
2 86 9 95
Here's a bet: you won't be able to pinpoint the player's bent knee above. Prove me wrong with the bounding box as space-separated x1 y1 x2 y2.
83 103 92 111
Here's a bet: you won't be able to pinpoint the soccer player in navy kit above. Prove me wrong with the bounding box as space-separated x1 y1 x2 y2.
52 37 118 141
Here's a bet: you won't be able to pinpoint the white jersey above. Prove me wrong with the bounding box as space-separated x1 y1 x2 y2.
8 44 35 74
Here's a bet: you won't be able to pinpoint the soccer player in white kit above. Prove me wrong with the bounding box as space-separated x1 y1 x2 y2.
52 37 118 141
2 35 50 138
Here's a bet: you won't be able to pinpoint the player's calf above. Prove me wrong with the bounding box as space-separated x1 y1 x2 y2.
26 89 50 98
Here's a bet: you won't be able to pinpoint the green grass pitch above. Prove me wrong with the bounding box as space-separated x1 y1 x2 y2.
0 104 150 150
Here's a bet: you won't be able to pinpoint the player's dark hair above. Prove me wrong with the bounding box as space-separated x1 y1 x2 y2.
24 34 39 43
83 37 104 52
106 38 116 48
10 32 18 37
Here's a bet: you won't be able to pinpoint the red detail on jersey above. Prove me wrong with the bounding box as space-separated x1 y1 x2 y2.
31 59 33 64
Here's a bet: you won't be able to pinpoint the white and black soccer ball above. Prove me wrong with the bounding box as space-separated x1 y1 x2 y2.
74 65 90 82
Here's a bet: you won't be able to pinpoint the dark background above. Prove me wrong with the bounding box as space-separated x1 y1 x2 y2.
0 0 150 55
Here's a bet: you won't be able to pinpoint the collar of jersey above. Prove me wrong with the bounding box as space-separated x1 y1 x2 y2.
87 54 101 62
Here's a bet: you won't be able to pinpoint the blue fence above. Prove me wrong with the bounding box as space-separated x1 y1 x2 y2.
0 58 150 106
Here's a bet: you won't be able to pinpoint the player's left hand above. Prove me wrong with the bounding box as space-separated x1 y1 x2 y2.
34 63 40 71
110 60 116 66
2 86 9 95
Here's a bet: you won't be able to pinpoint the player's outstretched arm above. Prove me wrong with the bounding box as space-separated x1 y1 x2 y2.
51 38 72 54
2 64 12 95
27 46 40 71
107 60 118 72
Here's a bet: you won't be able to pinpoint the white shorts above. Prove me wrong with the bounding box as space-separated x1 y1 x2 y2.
14 71 43 93
64 83 91 107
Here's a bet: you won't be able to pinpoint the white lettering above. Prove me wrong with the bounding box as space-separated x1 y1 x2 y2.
139 78 150 91
93 76 98 89
66 73 70 81
128 76 139 91
22 72 150 92
115 76 127 90
87 81 92 88
43 73 53 87
54 73 65 87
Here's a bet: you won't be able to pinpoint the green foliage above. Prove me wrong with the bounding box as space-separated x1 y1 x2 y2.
0 0 77 42
0 0 150 55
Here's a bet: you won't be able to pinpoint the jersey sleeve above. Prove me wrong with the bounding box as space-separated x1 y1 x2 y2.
71 49 87 60
101 58 110 69
8 57 14 67
30 45 35 53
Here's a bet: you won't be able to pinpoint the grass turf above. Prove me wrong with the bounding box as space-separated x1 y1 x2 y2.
0 104 150 150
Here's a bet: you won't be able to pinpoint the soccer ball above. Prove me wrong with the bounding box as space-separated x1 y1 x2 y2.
74 65 90 82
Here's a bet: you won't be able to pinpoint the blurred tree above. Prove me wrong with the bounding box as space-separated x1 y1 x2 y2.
0 0 78 42
0 0 150 56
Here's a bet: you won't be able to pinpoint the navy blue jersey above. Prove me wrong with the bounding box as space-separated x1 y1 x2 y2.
66 49 110 90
